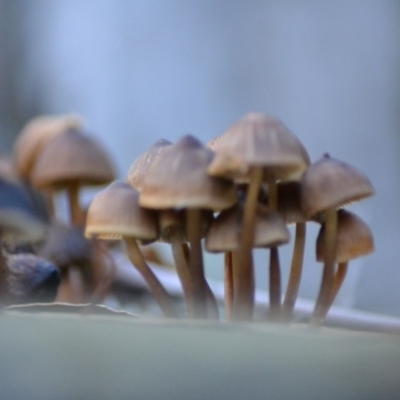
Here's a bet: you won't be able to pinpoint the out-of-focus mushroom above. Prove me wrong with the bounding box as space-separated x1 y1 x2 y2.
301 154 375 325
31 129 115 226
85 181 178 318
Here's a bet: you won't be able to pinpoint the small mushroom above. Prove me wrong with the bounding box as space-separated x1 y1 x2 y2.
316 209 374 308
301 154 375 325
85 181 179 318
208 113 309 320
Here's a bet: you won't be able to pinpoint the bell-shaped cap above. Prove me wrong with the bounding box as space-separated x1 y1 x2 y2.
316 209 374 263
85 181 158 241
301 154 375 219
14 114 83 181
208 113 310 182
206 204 290 252
31 129 115 189
127 139 172 191
139 135 237 211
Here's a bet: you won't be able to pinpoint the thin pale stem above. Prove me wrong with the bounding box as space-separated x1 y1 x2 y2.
310 208 338 326
232 167 262 321
124 237 179 318
186 208 208 319
328 262 348 309
282 222 306 321
269 247 281 321
224 251 233 321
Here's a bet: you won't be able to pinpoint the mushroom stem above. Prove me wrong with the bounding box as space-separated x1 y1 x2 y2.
186 208 208 319
124 237 179 319
224 251 233 321
311 208 338 326
269 247 281 321
328 261 348 309
266 177 282 319
282 222 306 321
171 241 219 320
232 250 254 320
179 242 219 320
67 183 84 226
233 167 262 321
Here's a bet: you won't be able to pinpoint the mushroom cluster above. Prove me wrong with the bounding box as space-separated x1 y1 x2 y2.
83 111 375 325
4 112 375 326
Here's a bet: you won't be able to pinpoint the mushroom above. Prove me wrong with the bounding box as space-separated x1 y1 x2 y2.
31 129 115 226
127 139 218 318
140 135 236 318
316 209 374 308
208 113 309 320
206 203 290 320
85 181 179 318
301 154 375 325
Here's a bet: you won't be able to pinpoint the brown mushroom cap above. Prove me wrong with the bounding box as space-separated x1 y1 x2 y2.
127 138 172 191
316 209 374 263
85 181 158 241
31 129 115 190
208 112 310 182
139 135 237 211
14 114 83 181
206 204 290 253
301 154 375 219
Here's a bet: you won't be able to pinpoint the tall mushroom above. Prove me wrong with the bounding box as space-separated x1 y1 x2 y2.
139 135 237 319
85 181 179 318
301 154 375 326
127 139 218 318
208 113 309 320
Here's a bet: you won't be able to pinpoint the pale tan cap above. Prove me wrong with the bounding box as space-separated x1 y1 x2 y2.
139 135 237 211
316 209 374 263
85 181 158 241
301 154 375 219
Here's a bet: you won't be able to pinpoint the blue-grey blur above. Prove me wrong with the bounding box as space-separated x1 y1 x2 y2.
0 1 399 316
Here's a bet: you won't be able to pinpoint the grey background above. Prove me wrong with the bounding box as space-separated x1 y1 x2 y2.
0 1 399 316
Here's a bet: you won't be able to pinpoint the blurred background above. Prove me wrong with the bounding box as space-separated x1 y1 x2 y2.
0 1 399 316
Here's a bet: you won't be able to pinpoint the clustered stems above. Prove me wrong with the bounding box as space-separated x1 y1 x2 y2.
68 184 84 226
124 237 179 318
